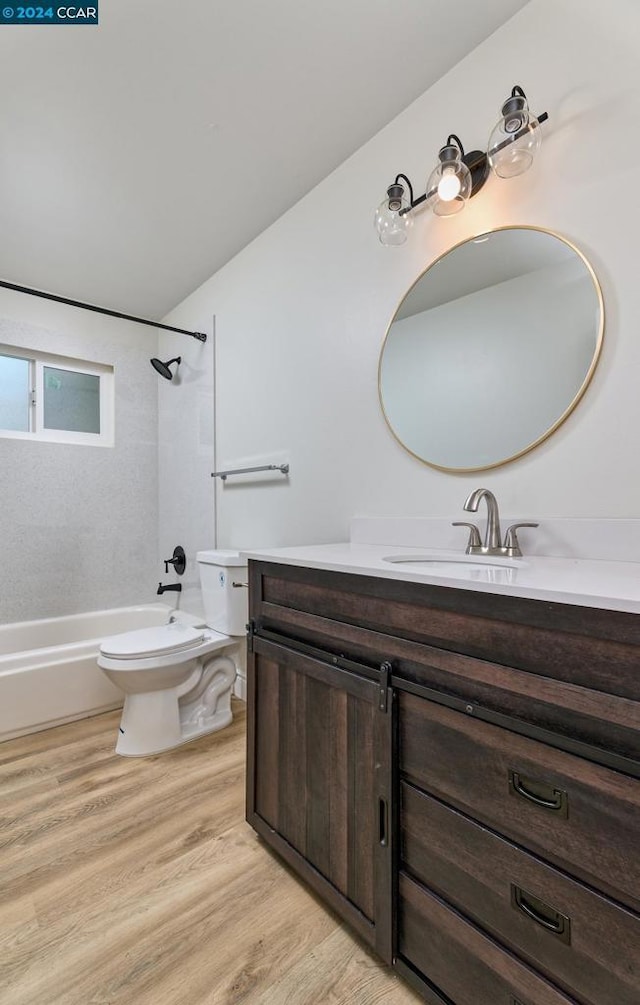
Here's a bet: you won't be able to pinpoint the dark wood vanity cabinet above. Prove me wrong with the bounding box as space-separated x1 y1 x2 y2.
246 560 640 1005
246 610 394 961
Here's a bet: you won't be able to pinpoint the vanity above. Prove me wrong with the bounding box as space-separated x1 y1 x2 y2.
243 222 635 1002
244 537 640 1005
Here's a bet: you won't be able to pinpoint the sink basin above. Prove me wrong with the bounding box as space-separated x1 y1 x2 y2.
383 554 518 569
382 554 525 579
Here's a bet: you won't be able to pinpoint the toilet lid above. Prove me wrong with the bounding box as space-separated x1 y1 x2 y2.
100 623 205 659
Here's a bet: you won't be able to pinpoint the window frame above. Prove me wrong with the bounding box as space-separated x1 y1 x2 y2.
0 345 114 447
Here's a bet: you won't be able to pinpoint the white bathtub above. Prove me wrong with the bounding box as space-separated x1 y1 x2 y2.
0 603 174 743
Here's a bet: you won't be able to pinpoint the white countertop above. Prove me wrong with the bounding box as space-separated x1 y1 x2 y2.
242 542 640 615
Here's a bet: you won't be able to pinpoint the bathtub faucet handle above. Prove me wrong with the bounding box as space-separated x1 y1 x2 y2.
163 546 186 576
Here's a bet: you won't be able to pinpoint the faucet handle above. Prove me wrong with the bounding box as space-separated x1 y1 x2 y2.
504 522 539 557
163 545 186 576
452 521 482 553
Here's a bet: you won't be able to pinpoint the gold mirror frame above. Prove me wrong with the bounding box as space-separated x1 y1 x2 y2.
378 225 604 473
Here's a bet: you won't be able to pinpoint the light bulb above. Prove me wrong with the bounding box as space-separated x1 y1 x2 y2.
437 170 461 202
426 139 472 217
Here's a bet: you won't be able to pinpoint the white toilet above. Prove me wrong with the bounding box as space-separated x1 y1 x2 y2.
98 549 248 756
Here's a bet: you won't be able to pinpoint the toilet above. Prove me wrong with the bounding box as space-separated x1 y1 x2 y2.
98 549 248 756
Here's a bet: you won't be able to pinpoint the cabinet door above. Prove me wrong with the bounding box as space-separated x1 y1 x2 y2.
246 633 394 962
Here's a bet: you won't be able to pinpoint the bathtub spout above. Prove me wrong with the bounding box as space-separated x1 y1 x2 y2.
157 582 182 595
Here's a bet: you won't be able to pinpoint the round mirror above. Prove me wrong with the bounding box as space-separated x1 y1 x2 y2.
378 226 604 472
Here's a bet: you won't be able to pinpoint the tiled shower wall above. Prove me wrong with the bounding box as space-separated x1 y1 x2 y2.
0 307 159 623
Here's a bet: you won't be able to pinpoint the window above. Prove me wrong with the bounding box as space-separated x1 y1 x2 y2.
0 354 30 431
0 346 114 446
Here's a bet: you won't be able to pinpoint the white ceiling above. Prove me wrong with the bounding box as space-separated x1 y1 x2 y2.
0 1 529 319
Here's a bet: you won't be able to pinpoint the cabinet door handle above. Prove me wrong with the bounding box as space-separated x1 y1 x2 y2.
378 797 388 847
511 884 571 944
509 770 568 817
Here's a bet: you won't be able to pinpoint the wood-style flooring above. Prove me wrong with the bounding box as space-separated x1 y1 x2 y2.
0 702 422 1005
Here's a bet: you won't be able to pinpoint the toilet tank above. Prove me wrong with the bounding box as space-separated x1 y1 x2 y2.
196 550 248 636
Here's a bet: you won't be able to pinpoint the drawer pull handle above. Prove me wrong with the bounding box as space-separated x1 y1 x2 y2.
509 770 568 817
511 884 571 944
378 797 388 847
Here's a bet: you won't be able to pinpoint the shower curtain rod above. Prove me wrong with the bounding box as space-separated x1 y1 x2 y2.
0 279 207 341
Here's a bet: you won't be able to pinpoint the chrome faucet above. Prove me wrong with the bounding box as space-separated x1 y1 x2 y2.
452 488 538 557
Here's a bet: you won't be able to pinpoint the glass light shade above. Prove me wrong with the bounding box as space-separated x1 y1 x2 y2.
374 187 413 246
488 93 541 178
426 155 472 217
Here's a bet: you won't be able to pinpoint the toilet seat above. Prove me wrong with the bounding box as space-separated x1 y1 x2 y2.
100 623 205 660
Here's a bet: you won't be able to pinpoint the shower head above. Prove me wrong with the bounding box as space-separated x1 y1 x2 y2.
150 356 181 381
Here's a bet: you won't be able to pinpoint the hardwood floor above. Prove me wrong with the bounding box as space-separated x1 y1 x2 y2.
0 702 422 1005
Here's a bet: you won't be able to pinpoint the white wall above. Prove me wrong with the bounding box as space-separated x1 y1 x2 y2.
159 0 640 563
0 290 159 623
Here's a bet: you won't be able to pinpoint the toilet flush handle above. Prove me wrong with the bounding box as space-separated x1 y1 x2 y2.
232 582 248 588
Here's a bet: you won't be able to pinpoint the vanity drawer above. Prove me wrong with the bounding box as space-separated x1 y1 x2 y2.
398 872 579 1005
401 781 640 1005
399 693 640 912
255 562 640 702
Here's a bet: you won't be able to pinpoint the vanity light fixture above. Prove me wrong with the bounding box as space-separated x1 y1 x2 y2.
374 86 548 245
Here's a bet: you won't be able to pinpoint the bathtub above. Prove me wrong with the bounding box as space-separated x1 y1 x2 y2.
0 603 174 743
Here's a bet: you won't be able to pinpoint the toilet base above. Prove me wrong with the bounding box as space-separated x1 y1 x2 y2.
114 653 236 756
116 708 233 756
